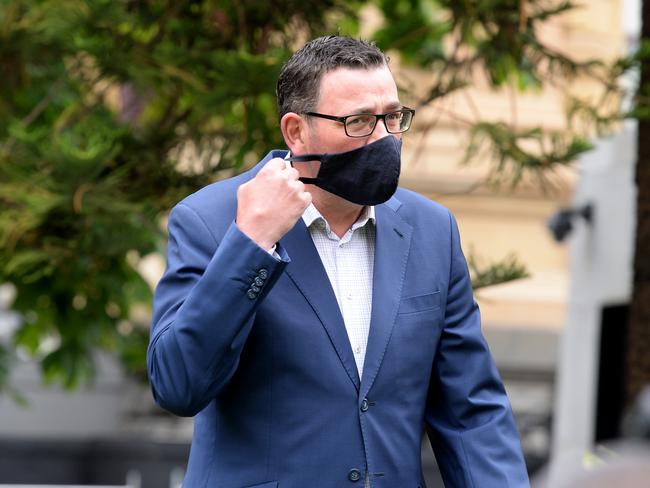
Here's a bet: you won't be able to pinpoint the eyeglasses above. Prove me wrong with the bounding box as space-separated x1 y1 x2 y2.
304 107 415 137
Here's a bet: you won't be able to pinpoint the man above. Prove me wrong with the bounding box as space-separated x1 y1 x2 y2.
148 36 529 487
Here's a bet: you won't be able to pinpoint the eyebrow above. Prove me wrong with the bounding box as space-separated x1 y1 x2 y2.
351 102 403 114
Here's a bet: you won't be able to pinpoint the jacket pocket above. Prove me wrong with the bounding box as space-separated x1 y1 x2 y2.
398 290 440 315
243 482 278 488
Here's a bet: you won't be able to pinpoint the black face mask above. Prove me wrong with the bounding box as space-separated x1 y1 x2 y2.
288 135 402 206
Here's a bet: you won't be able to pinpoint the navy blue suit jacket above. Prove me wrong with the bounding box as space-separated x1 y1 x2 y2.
148 150 529 487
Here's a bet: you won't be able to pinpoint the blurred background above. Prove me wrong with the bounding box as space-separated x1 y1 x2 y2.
1 0 650 486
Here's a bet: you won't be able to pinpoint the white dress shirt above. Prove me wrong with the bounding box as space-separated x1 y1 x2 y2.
302 203 376 378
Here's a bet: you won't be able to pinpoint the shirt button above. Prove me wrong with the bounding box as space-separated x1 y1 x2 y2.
348 469 361 482
360 398 369 412
346 293 353 300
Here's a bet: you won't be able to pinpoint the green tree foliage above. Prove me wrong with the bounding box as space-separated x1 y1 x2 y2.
468 252 529 291
370 0 633 294
372 0 625 187
0 0 361 392
0 0 631 393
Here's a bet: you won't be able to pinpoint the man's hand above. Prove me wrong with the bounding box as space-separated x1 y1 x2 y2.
236 158 312 251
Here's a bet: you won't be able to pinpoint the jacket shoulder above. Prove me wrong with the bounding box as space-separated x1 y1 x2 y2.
393 187 452 222
172 150 287 235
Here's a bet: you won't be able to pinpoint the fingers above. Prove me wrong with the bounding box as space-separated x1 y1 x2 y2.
300 189 313 207
262 158 300 181
285 166 300 181
263 157 286 172
288 177 305 192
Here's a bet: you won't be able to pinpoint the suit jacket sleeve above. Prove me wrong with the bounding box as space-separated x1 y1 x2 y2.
147 202 289 417
425 211 530 487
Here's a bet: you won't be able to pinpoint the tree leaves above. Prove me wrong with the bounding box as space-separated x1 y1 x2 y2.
0 0 364 393
374 0 624 184
463 122 594 189
468 252 530 291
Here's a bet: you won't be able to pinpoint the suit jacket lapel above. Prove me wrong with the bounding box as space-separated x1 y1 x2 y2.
281 219 361 392
361 199 413 399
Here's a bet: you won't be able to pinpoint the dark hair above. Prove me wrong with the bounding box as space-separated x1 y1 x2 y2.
276 36 389 120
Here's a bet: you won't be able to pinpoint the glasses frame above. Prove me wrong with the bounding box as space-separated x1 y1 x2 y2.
304 107 415 138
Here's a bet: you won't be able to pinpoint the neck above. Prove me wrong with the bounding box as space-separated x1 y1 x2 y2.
310 187 365 239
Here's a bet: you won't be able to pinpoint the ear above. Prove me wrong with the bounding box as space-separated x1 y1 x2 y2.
280 112 309 154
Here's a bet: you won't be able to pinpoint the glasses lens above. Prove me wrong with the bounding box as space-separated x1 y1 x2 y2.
385 111 404 132
345 114 375 136
397 110 412 132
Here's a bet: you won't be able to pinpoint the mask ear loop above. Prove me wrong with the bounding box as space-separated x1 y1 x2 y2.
283 151 292 170
286 153 324 184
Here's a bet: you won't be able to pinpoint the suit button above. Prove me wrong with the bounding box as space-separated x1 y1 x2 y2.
348 469 361 482
254 276 264 287
360 398 369 412
258 268 268 280
246 289 257 300
251 284 261 293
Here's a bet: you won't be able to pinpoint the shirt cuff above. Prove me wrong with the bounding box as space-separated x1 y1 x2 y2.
267 244 281 260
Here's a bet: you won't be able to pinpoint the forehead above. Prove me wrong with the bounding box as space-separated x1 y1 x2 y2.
316 66 399 112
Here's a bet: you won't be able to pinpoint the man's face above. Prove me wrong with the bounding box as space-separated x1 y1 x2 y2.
305 65 402 155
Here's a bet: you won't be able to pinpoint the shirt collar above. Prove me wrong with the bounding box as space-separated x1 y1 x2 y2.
302 203 375 232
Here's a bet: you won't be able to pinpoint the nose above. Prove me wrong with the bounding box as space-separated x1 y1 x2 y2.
368 117 390 143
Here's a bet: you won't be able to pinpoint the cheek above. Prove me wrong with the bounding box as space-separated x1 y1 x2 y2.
295 161 321 178
311 125 360 154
